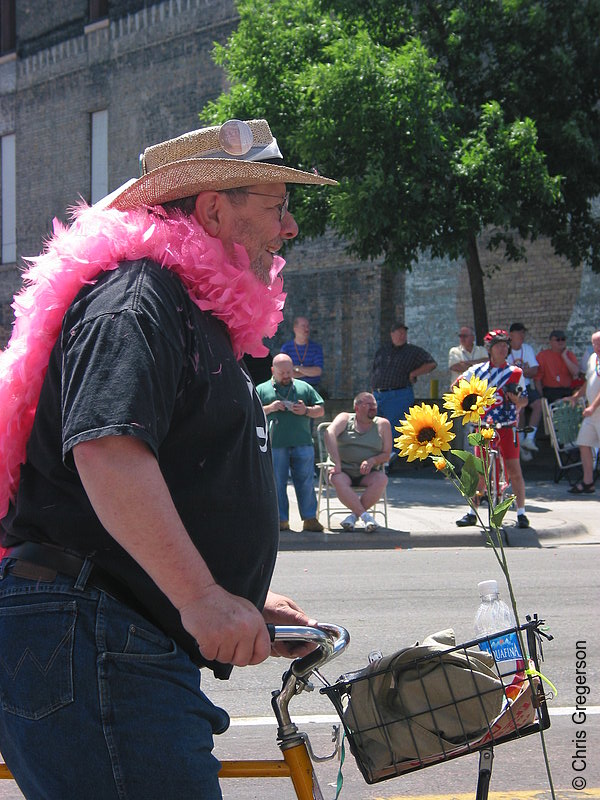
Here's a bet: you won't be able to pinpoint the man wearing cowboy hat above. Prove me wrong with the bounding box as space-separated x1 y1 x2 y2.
0 119 336 798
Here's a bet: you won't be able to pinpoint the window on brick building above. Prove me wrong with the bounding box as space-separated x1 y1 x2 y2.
89 0 109 22
91 110 108 204
0 0 16 55
1 134 16 263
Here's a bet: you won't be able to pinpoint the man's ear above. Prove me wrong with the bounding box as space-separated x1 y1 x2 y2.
193 192 223 236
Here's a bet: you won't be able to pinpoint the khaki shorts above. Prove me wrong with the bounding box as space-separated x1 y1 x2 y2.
576 414 600 448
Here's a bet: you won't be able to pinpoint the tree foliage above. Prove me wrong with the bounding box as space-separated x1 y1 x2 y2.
203 0 600 337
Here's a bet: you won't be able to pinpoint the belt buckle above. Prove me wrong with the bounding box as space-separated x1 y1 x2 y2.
10 560 58 582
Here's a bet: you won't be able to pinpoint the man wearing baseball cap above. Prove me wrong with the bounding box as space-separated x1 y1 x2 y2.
0 120 336 798
371 322 437 451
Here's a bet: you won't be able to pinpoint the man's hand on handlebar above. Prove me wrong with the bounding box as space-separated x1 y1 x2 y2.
262 591 319 658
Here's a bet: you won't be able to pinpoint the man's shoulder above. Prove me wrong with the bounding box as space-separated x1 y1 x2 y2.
255 379 274 397
330 410 351 428
279 340 294 353
375 415 392 431
65 258 189 329
521 342 536 357
408 342 434 359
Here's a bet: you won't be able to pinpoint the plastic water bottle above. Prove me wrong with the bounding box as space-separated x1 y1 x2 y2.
474 579 525 701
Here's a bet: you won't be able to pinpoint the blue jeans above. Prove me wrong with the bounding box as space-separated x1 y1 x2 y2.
374 387 415 440
0 560 229 800
272 445 318 521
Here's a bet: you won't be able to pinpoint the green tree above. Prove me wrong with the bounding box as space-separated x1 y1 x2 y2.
203 0 599 341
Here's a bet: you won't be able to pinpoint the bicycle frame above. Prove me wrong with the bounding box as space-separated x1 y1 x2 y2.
218 623 349 799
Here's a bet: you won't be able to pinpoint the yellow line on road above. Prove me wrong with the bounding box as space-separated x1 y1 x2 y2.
373 790 600 800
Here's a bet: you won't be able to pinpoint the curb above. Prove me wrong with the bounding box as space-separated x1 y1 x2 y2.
277 522 591 551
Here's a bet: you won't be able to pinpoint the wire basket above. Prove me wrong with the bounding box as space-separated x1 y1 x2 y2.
321 617 551 785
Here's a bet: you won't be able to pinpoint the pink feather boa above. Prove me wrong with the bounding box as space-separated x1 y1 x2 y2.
0 203 286 523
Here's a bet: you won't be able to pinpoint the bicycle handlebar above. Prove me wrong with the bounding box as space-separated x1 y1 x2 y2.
268 622 350 677
269 623 350 733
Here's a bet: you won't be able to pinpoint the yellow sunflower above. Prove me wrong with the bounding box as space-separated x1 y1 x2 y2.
394 403 455 462
443 376 497 425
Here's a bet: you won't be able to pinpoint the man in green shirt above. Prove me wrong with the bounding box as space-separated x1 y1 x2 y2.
257 353 325 531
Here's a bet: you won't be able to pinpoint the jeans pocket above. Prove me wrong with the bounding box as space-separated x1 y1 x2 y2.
0 600 76 720
122 622 176 657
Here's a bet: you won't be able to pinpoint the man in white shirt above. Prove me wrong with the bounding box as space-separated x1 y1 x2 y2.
448 326 488 380
508 322 541 454
448 326 488 451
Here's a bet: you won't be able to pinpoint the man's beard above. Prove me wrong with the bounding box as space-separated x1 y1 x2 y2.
250 257 271 285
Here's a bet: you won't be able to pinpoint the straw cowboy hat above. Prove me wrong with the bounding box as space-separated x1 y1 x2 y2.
108 118 337 211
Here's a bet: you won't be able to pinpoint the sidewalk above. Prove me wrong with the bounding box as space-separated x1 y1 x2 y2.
280 471 598 551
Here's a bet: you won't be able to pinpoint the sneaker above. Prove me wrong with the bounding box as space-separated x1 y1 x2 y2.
455 513 477 527
517 513 530 529
360 512 378 532
303 517 324 532
279 520 289 531
520 447 533 462
341 513 357 531
521 437 539 452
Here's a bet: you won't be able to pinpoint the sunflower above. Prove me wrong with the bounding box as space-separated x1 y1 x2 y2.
443 376 497 425
395 403 455 462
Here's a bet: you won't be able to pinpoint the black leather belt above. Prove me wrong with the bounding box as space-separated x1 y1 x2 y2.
5 541 142 612
374 386 408 392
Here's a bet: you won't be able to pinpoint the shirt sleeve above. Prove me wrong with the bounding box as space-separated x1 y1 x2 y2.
279 340 294 359
524 344 538 368
448 346 462 368
311 342 324 369
413 346 435 368
61 308 184 461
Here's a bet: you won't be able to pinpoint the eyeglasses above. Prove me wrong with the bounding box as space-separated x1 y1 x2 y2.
552 337 566 341
458 333 472 338
246 191 290 221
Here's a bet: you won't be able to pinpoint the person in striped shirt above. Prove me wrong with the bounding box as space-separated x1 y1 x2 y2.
455 329 531 529
280 316 324 389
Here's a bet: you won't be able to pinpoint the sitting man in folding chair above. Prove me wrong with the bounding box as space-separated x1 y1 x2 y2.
324 393 392 532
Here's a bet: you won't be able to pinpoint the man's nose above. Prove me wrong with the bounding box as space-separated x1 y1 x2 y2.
281 211 299 240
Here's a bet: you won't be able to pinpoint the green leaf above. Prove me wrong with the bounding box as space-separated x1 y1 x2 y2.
459 453 480 497
450 448 471 462
491 495 516 528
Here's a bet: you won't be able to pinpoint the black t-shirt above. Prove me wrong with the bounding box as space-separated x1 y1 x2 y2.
1 259 279 675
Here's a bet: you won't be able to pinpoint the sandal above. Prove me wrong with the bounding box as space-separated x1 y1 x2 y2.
568 482 595 494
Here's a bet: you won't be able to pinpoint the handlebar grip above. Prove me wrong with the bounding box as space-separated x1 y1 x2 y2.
266 623 276 642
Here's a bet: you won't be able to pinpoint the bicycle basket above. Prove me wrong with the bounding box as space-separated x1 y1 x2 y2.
321 626 547 785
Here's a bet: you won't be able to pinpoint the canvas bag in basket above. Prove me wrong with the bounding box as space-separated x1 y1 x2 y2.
340 629 505 780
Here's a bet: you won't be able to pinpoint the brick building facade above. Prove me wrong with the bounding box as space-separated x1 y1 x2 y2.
1 0 598 408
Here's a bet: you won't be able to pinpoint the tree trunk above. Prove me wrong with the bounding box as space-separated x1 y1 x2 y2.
465 234 489 344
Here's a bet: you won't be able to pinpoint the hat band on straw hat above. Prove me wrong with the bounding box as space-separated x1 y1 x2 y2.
108 118 336 211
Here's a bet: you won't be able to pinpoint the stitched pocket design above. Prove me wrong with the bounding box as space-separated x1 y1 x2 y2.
0 601 76 720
